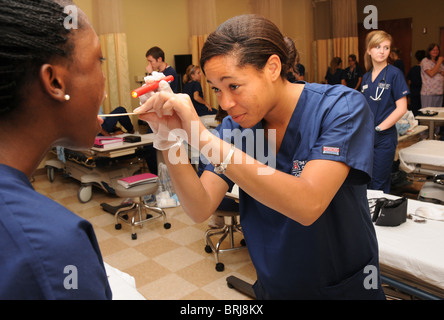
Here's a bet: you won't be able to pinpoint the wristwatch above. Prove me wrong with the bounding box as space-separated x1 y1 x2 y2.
375 126 382 132
214 144 235 175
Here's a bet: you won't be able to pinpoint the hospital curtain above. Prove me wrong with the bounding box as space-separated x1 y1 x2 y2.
187 0 218 108
250 0 283 31
92 0 131 113
100 34 131 113
312 0 359 83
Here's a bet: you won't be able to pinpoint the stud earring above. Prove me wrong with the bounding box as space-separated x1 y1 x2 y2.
64 94 71 101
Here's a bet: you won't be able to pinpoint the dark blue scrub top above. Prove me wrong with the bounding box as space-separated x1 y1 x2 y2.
183 80 217 116
163 66 179 93
0 165 112 300
361 64 410 126
344 65 363 89
204 83 385 300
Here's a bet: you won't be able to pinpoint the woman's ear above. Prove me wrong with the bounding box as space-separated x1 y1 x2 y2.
266 54 282 82
39 64 69 102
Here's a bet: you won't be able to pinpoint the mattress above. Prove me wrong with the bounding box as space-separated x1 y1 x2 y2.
368 190 444 297
399 140 444 173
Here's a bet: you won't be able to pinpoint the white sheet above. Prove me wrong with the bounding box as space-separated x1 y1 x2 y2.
399 140 444 173
200 115 219 129
368 190 444 291
104 263 146 300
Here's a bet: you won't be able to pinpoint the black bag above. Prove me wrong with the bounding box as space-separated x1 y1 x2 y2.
123 135 142 143
372 197 407 227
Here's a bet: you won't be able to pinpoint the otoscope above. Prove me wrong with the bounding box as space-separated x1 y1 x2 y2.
131 75 174 98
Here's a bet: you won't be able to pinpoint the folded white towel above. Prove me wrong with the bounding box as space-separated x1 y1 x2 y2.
415 207 444 221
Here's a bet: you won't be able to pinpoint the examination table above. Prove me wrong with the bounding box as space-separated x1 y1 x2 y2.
399 140 444 204
226 186 444 300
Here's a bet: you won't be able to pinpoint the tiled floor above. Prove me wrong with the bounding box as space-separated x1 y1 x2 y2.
32 170 256 300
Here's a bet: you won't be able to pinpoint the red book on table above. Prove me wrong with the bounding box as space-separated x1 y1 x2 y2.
94 137 124 149
117 173 158 188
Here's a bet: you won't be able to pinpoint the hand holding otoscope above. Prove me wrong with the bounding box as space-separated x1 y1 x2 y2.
99 75 174 117
131 75 174 98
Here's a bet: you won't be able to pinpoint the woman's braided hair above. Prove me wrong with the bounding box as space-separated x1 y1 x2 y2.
0 0 77 115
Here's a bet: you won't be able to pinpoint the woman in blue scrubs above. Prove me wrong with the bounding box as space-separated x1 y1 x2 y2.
361 31 409 193
138 15 385 300
0 0 111 299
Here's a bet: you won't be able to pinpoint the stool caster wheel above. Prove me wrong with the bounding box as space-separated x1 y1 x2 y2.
216 262 224 272
132 233 137 240
115 224 122 230
164 222 171 229
240 239 246 246
204 245 212 254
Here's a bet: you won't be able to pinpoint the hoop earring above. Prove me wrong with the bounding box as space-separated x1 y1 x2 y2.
64 94 71 101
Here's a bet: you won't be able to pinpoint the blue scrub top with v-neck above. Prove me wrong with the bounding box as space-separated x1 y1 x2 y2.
0 164 112 299
203 82 385 300
361 64 409 126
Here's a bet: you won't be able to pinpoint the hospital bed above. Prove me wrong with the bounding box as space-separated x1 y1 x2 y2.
45 133 155 203
225 186 444 300
368 190 444 300
399 140 444 204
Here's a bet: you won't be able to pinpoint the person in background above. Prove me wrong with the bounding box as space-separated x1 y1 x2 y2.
0 0 111 299
145 46 179 93
406 50 426 115
136 14 385 300
284 36 305 82
325 57 346 85
182 65 216 116
344 54 363 90
361 30 409 193
100 106 134 136
295 51 306 81
420 43 444 108
390 47 405 76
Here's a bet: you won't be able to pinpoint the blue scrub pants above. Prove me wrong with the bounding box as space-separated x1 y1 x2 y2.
102 106 134 134
369 128 398 193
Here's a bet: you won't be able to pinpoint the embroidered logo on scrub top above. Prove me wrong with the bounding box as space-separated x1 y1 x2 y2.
291 160 307 177
323 146 340 156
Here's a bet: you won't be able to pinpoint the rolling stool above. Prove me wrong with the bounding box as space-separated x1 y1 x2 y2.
204 211 247 272
113 182 171 240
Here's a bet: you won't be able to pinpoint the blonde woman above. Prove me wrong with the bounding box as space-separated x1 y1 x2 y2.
182 65 216 116
361 30 409 193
